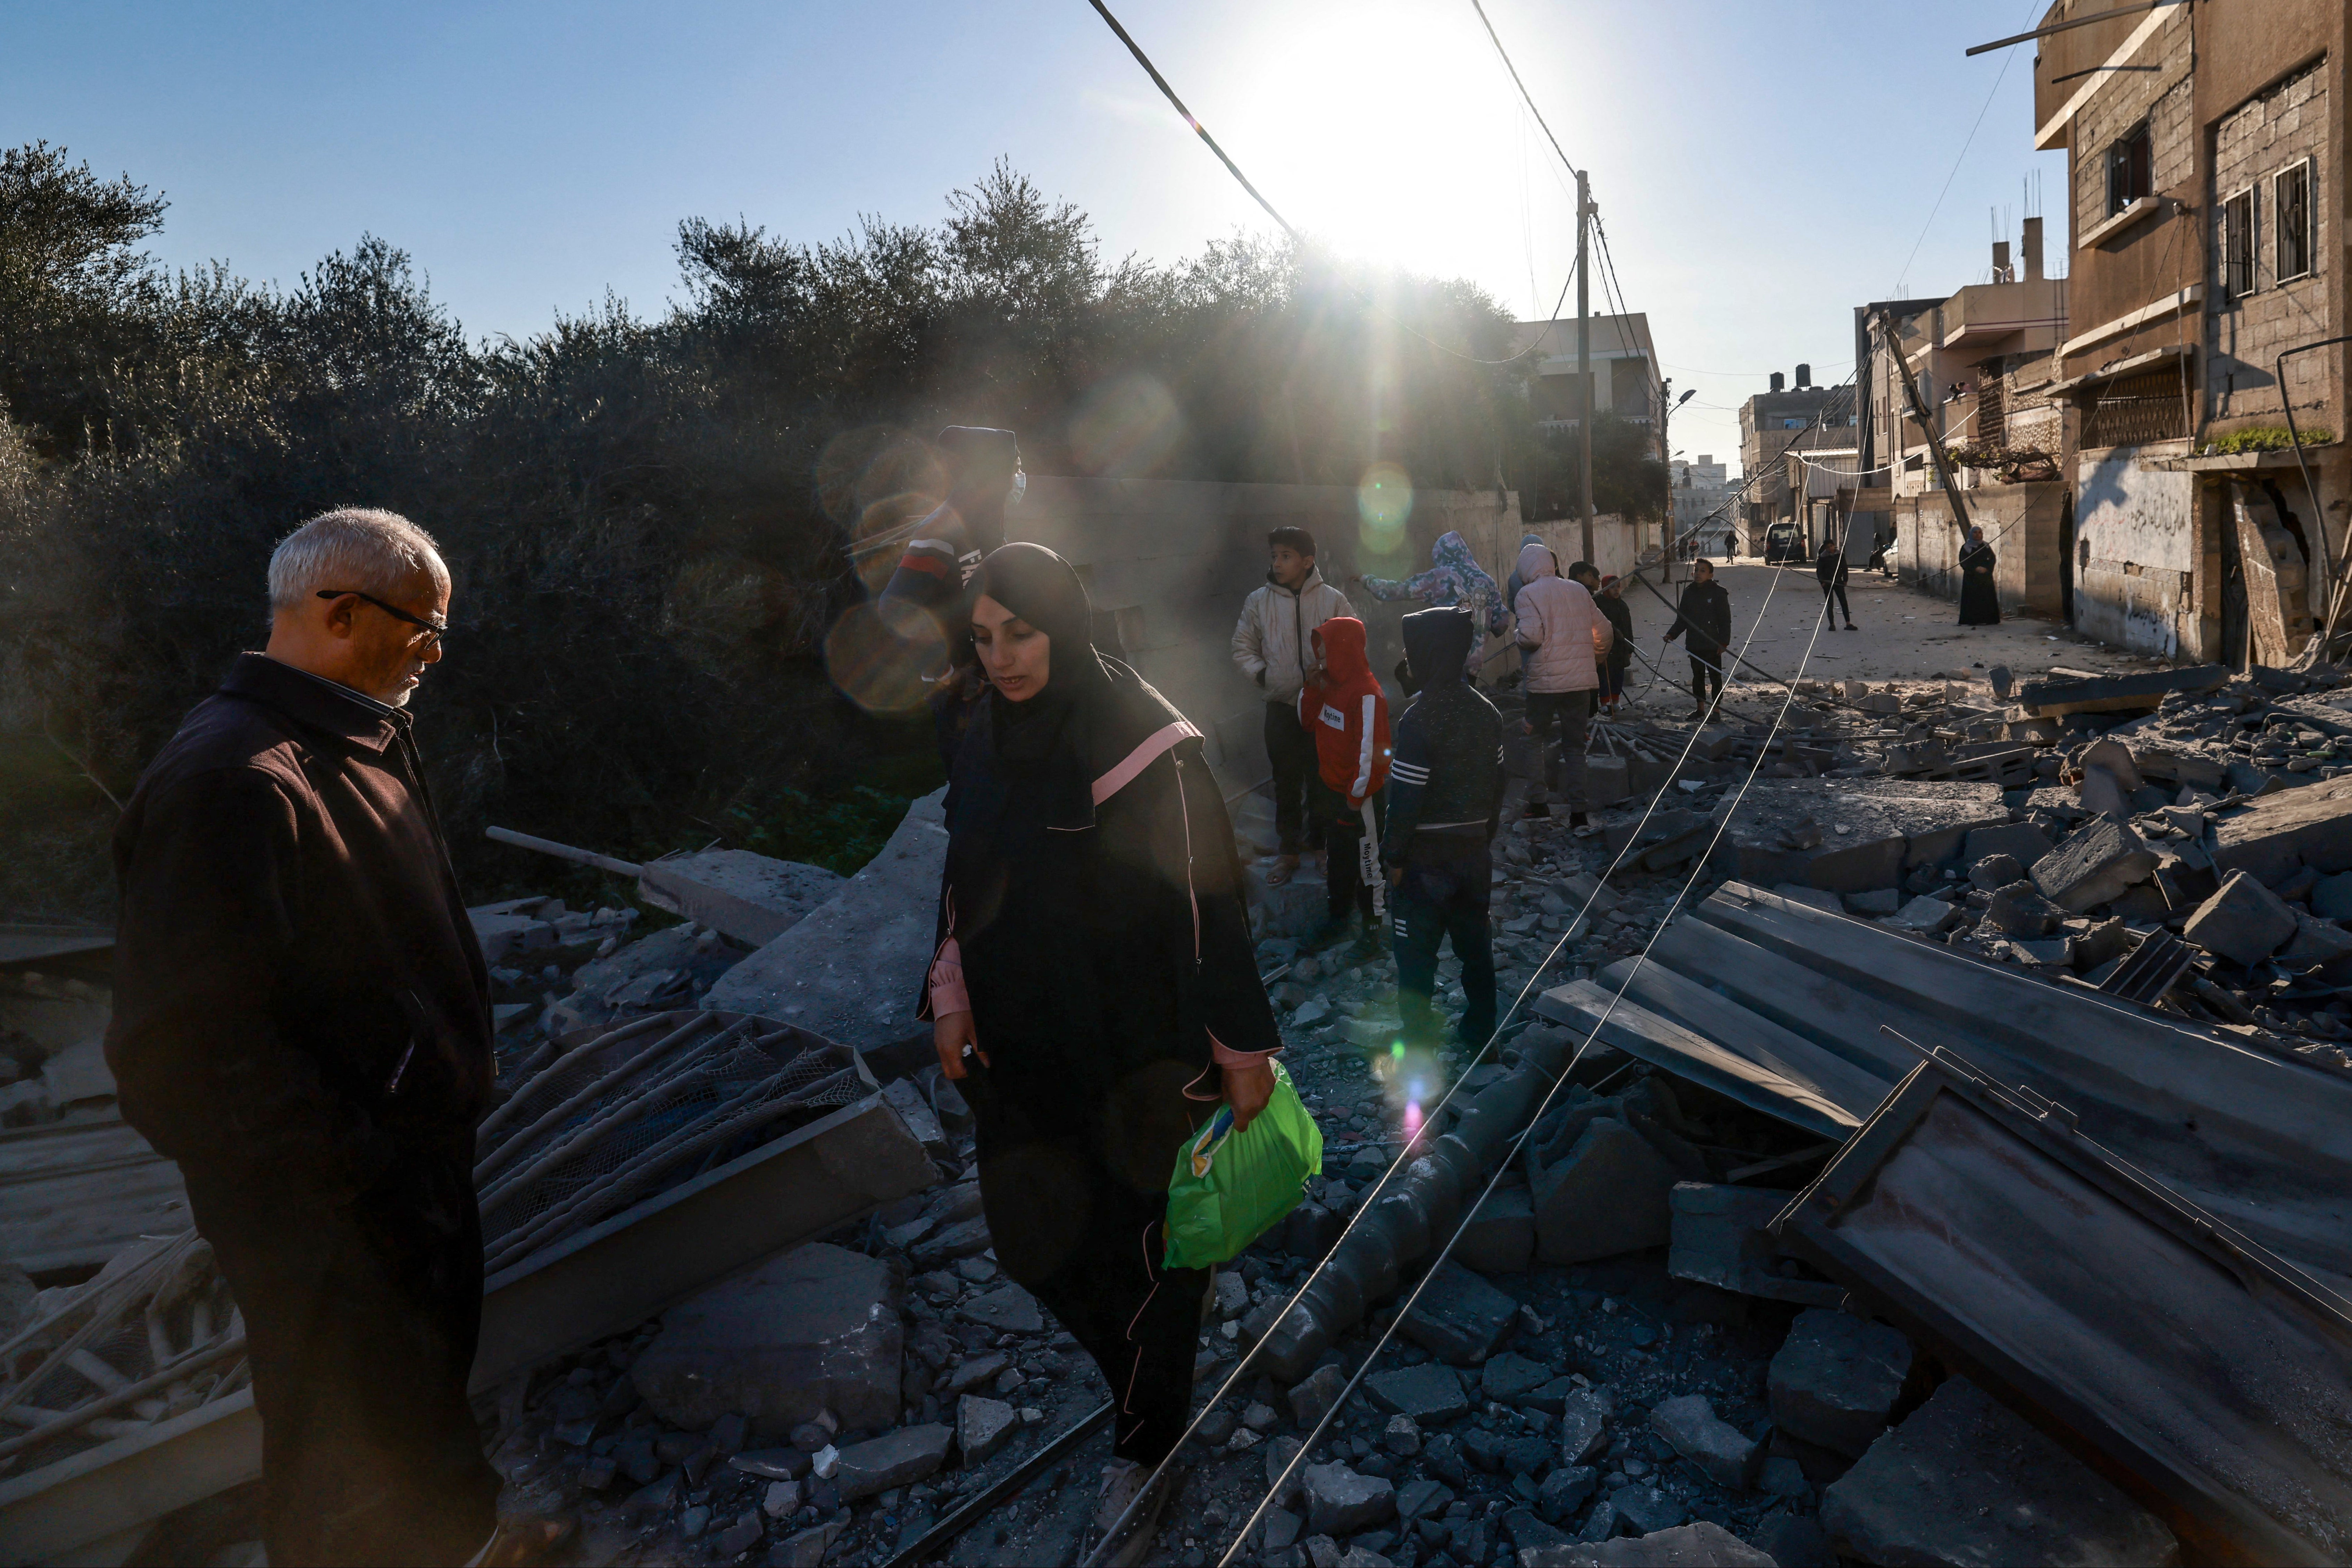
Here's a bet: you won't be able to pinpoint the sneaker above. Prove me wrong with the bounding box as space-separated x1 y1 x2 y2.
1091 1458 1181 1568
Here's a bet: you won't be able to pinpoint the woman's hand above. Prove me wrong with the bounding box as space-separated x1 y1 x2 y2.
934 1011 987 1079
1223 1059 1277 1132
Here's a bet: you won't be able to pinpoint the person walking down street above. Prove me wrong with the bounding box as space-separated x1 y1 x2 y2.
106 510 553 1568
1665 557 1734 719
1383 607 1506 1049
1357 530 1510 683
1958 526 2001 626
1298 617 1392 946
1232 526 1354 884
1815 536 1856 630
929 544 1281 1568
1512 544 1611 827
1595 574 1635 716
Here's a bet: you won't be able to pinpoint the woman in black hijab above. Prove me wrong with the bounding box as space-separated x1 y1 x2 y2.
1958 525 2001 626
922 543 1280 1557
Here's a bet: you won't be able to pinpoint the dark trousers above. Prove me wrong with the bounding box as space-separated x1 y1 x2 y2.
1323 793 1385 926
1265 701 1321 856
1524 691 1590 812
1596 661 1625 706
964 1067 1209 1467
1688 651 1724 708
183 1136 500 1567
1391 833 1496 1046
1822 580 1851 623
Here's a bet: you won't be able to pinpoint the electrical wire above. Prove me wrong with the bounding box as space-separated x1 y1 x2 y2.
1084 0 1579 370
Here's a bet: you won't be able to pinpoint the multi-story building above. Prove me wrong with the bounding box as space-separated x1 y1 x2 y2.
1508 311 1663 452
1671 454 1738 557
1737 370 1859 554
2029 0 2346 664
1853 234 2070 613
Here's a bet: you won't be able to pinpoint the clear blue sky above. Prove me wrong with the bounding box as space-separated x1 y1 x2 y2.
1 0 2065 470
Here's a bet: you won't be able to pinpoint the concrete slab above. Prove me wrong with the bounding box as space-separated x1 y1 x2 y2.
1712 778 2006 892
702 789 949 1049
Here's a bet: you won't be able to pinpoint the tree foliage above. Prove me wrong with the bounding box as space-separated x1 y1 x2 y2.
0 145 1544 918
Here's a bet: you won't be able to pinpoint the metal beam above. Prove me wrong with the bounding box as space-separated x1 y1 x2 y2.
1966 0 2181 57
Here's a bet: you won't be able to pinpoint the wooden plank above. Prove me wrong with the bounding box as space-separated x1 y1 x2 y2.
1695 881 2352 1284
1598 959 1895 1120
0 1391 260 1565
1533 979 1860 1140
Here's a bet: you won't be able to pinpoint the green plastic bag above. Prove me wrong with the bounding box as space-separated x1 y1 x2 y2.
1162 1060 1323 1270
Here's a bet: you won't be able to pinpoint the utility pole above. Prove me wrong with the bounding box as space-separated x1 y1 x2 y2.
1577 169 1594 564
1878 309 1973 537
1659 378 1675 578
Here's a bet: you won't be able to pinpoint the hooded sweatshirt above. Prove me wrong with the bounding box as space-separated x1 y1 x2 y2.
1233 567 1356 703
1510 542 1608 694
1502 531 1546 611
1298 618 1391 808
1383 608 1505 864
1362 531 1509 637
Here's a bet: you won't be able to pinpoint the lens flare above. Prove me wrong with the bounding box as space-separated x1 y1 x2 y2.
823 597 946 715
1358 461 1413 554
1070 373 1185 477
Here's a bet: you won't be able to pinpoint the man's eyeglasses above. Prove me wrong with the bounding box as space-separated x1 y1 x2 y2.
317 589 448 648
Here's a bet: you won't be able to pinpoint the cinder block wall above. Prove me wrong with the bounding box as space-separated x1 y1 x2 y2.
1893 482 2065 616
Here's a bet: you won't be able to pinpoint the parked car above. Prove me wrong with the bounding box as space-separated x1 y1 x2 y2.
1764 522 1802 563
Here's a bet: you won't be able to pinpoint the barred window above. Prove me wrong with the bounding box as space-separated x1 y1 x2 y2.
2277 159 2315 282
2223 187 2258 300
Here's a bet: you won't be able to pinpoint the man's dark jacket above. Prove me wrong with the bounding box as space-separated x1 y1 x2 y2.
1667 579 1733 658
1596 592 1635 671
106 653 493 1191
1815 544 1849 588
1383 608 1505 865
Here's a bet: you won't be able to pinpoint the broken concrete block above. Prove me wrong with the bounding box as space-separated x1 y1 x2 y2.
2030 818 2158 912
1365 1363 1469 1424
1398 1261 1518 1364
469 909 556 964
1842 888 1902 916
1717 779 2005 893
2076 737 2144 791
635 849 844 948
1769 883 1844 915
957 1285 1044 1334
2072 916 2132 971
1969 852 2025 891
1520 1520 1778 1567
1648 1394 1761 1491
2183 870 2299 967
1302 1462 1395 1536
632 1242 901 1430
701 787 949 1049
1531 1117 1679 1265
2285 912 2352 967
1608 1485 1687 1535
2016 664 2227 717
2313 871 2352 920
2212 773 2352 887
1291 1363 1349 1428
1820 1379 2178 1568
1888 894 1962 934
957 1395 1018 1463
1767 1308 1913 1458
1559 1385 1614 1465
1479 1351 1552 1405
1979 880 2062 937
832 1424 951 1501
1452 1185 1534 1275
2077 764 2135 819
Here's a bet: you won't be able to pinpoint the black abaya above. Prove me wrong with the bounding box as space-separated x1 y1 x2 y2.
924 544 1280 1466
1958 540 2001 625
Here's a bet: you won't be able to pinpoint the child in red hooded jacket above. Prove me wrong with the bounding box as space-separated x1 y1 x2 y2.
1299 617 1392 941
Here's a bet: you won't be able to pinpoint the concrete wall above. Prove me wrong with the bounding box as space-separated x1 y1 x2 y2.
2075 452 2199 654
1008 477 1523 790
1893 482 2066 616
2207 56 2337 437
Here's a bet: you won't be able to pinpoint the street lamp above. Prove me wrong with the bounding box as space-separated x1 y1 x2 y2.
1661 385 1696 572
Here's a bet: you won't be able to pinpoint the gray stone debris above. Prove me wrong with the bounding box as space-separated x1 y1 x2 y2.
701 787 949 1048
2183 870 2298 967
1821 1378 2179 1567
1968 851 2024 891
1478 1350 1552 1404
1609 1484 1687 1534
1365 1362 1469 1424
1647 1393 1762 1491
1290 1363 1349 1427
1559 1384 1614 1465
957 1284 1044 1334
1398 1261 1519 1364
631 1242 900 1430
1531 1116 1679 1263
1301 1461 1395 1536
1767 1308 1913 1458
956 1394 1018 1464
1453 1185 1535 1274
1523 1520 1779 1566
2029 817 2158 913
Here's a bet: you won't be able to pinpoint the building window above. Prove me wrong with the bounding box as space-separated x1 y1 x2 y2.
2276 159 2315 282
2105 122 2153 216
2222 186 2258 300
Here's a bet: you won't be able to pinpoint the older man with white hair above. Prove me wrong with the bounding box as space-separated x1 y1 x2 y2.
106 509 547 1566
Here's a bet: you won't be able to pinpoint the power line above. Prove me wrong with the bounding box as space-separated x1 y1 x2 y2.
1467 0 1582 180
